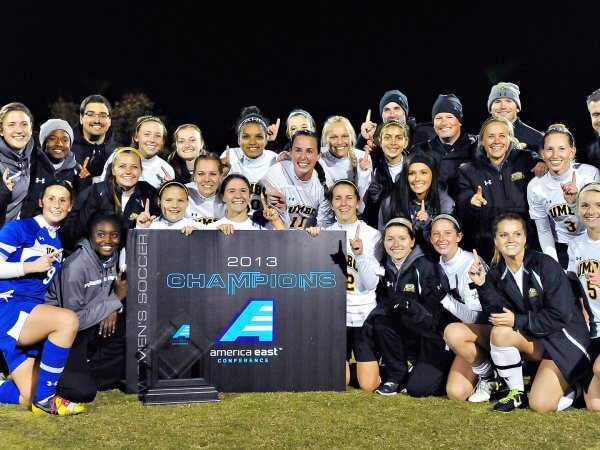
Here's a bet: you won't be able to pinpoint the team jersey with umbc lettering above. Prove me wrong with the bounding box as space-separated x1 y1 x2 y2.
264 160 333 229
568 231 600 337
528 164 599 243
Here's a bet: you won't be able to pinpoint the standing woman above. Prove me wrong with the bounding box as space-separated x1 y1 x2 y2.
319 116 372 210
379 152 454 254
567 182 600 410
61 147 159 249
222 106 277 215
373 218 457 396
0 102 35 223
21 119 86 218
527 124 599 267
167 124 206 184
100 116 174 189
457 116 541 264
306 180 383 391
185 153 227 225
0 182 84 415
262 130 333 229
470 213 591 413
362 120 410 228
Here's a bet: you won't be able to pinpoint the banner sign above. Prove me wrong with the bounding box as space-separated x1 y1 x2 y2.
126 230 347 393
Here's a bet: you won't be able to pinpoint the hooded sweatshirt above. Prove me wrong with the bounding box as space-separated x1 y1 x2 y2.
0 137 34 221
46 238 122 331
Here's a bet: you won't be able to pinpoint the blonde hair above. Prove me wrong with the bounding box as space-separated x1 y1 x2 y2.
478 116 520 150
130 115 167 149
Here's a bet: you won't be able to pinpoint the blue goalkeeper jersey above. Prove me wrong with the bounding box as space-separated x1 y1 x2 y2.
0 216 63 302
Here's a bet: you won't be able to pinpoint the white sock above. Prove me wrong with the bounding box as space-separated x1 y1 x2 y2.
557 388 578 412
472 359 493 379
490 344 524 391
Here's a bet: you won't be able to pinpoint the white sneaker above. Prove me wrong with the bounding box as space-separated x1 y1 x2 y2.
468 375 502 403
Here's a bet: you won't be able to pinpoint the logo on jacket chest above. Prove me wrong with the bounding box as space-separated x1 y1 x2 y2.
511 172 524 182
403 283 415 292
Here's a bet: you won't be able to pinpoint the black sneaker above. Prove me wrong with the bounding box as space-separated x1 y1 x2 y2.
493 388 528 412
375 381 399 396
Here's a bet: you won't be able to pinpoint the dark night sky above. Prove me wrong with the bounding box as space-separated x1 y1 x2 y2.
1 1 599 150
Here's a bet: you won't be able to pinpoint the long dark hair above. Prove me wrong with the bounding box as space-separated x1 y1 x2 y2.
388 151 441 222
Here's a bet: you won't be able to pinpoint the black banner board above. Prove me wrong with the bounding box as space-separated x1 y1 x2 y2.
126 230 347 394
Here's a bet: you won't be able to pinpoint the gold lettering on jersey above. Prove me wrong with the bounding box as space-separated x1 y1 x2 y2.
510 172 524 182
403 283 415 292
194 217 217 225
578 260 600 276
548 203 573 217
288 205 317 216
250 183 264 195
528 288 538 298
346 254 357 271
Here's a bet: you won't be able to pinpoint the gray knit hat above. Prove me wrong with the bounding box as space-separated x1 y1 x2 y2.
379 89 409 118
39 118 74 148
487 82 521 112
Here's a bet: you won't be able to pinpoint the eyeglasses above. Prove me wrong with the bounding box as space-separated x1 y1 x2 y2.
83 111 110 119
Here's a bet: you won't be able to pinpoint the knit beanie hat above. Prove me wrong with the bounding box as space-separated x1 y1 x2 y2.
487 82 521 111
39 119 74 148
431 94 463 123
379 90 409 118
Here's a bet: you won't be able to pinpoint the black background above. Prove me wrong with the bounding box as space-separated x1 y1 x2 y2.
1 1 599 152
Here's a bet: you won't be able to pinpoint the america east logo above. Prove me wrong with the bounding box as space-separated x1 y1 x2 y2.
171 323 191 346
218 299 275 344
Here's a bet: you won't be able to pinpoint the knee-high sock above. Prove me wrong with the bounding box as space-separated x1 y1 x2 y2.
472 359 493 379
35 339 70 403
0 379 20 404
490 344 524 391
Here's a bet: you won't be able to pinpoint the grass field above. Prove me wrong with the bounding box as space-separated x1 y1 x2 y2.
1 388 599 449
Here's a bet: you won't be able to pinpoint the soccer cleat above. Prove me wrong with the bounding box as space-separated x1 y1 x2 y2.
31 395 85 416
468 373 505 403
493 388 528 412
375 381 400 396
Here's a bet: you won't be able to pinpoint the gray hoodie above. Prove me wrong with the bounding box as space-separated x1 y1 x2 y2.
46 238 122 331
0 137 34 221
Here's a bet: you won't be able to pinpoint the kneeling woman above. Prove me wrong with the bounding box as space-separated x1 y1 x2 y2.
373 218 457 396
46 213 127 403
0 182 83 415
306 180 383 391
136 181 203 234
567 182 600 410
470 213 591 412
207 174 286 233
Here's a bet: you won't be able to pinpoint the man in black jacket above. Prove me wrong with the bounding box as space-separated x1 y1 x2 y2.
70 95 121 185
586 88 600 169
412 94 478 199
357 89 435 152
487 82 543 153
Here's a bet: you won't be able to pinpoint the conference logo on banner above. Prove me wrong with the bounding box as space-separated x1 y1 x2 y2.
171 323 191 346
210 298 281 365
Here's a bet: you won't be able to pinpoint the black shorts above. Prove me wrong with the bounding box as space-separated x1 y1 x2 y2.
591 337 600 363
346 326 377 362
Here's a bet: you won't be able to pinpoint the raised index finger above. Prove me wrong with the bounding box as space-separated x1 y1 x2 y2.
472 249 480 264
366 109 371 123
144 198 150 214
421 200 426 211
82 157 90 169
572 170 577 186
354 224 361 240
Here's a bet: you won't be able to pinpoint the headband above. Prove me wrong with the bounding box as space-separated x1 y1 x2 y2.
158 180 189 198
431 214 461 230
384 217 413 233
113 146 143 160
237 116 268 133
579 182 600 198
